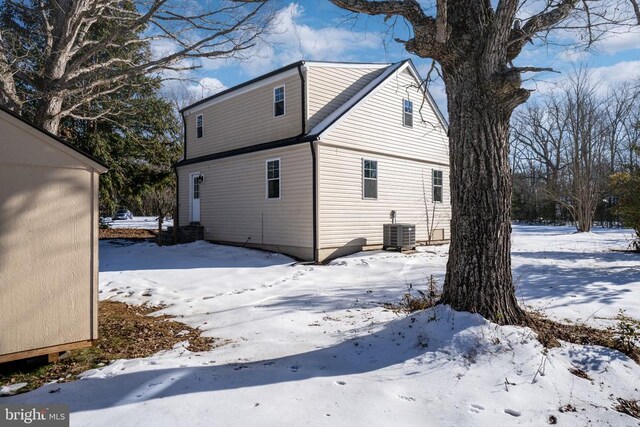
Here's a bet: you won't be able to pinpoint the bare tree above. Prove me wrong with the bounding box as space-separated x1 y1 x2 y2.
329 0 639 324
512 71 640 230
0 0 272 133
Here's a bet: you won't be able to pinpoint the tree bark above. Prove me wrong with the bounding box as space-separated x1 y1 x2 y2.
36 93 64 134
439 63 527 325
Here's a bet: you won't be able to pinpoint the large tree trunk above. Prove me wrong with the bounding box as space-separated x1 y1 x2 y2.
36 94 64 134
440 64 527 325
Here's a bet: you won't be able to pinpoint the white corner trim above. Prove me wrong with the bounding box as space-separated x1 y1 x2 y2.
185 68 299 115
310 61 407 139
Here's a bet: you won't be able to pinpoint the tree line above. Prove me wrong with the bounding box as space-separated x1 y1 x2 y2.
510 68 640 236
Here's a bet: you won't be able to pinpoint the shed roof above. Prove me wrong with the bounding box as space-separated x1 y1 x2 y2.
0 104 108 172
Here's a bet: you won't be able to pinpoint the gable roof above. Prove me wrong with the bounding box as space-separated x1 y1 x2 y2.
0 104 108 172
308 59 448 140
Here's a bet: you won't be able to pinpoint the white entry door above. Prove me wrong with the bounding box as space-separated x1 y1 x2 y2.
189 172 201 223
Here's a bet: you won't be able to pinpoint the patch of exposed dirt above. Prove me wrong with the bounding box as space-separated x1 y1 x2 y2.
99 228 157 239
0 301 225 394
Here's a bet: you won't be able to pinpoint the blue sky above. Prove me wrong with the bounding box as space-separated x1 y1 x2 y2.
165 1 640 114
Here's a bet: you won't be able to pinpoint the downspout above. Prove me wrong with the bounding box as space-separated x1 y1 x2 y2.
297 62 318 262
309 141 317 262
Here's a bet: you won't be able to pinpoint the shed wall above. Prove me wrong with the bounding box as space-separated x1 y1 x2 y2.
0 116 99 356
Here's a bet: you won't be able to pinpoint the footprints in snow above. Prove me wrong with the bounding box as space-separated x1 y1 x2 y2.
468 404 521 418
469 404 485 413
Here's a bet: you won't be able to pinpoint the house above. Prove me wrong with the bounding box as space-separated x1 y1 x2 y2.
176 59 451 262
0 105 107 363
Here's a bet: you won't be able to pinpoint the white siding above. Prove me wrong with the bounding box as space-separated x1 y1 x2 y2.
184 73 303 160
317 146 451 252
320 68 449 165
306 65 387 130
316 65 451 257
178 144 313 259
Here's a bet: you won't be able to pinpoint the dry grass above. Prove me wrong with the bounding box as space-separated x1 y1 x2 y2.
614 398 640 419
527 311 640 364
0 301 224 394
384 275 440 314
99 228 157 239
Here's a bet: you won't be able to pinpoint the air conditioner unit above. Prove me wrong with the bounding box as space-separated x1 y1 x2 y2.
383 223 416 250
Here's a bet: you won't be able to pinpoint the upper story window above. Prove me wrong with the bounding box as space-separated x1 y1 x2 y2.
433 170 443 202
196 114 204 138
274 86 285 117
266 159 280 199
363 159 378 199
403 99 413 127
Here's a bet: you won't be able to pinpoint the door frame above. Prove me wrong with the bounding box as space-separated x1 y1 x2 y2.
189 171 201 223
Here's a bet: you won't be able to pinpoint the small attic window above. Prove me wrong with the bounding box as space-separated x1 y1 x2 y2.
403 99 413 128
274 86 285 117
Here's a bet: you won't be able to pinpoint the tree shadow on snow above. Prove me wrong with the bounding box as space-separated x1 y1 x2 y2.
514 259 639 310
5 307 496 412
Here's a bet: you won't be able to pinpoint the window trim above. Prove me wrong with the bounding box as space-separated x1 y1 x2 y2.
196 114 204 139
432 169 443 203
273 85 286 117
403 99 413 128
362 158 378 200
265 158 281 200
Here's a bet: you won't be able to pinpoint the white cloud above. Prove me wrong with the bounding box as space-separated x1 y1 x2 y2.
524 60 640 99
186 77 227 99
594 27 640 54
160 77 228 109
589 60 640 88
202 3 383 77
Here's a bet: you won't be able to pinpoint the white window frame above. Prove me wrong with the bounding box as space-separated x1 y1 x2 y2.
403 99 413 128
266 158 281 200
432 169 443 203
273 85 286 117
196 114 204 139
362 158 378 200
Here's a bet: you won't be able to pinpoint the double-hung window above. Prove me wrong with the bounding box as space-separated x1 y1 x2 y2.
274 86 285 117
363 159 378 199
266 159 280 199
403 99 413 127
196 114 204 138
432 170 443 202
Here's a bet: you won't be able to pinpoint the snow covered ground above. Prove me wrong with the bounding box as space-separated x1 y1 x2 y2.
5 226 640 426
105 216 173 230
